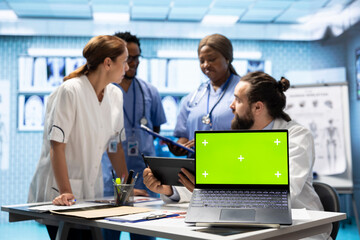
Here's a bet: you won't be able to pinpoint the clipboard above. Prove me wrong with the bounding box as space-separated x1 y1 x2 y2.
105 213 180 223
140 125 195 153
105 210 183 223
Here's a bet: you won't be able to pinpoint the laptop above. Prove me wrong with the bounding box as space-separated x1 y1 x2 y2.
185 130 292 227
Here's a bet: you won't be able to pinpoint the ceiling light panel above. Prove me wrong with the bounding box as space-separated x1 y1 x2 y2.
252 0 294 9
92 0 130 4
0 10 17 20
202 15 239 25
291 0 328 10
0 1 10 10
8 2 91 18
207 7 246 16
326 0 353 8
131 6 169 20
132 0 171 7
93 13 130 22
172 0 212 7
168 7 207 21
7 0 89 3
240 9 283 22
92 4 129 13
275 8 316 23
213 0 255 8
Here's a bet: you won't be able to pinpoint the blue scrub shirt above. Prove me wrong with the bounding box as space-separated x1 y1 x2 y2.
102 78 166 197
174 74 240 141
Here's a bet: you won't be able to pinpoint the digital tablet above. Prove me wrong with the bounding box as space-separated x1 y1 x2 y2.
140 125 195 154
142 156 195 186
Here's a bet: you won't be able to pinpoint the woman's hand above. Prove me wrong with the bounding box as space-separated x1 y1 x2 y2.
52 193 76 206
179 168 195 193
143 168 173 196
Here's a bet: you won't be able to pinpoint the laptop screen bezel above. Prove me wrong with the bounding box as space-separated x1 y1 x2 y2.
194 130 290 191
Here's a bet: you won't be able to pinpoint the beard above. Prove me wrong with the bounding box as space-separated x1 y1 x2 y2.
124 67 137 80
231 110 254 130
123 73 134 80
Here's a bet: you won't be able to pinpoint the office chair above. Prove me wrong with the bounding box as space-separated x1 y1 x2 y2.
313 182 341 240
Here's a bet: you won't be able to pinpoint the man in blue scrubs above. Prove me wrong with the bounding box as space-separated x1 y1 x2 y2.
102 32 166 240
102 32 166 197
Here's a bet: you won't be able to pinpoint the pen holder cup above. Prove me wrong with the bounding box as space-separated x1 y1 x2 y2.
113 183 135 206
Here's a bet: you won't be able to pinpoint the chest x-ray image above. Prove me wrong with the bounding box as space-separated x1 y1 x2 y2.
18 94 47 131
161 96 180 131
65 57 86 76
247 60 264 72
47 57 65 88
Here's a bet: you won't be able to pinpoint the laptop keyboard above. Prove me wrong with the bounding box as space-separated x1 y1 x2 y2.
191 190 289 209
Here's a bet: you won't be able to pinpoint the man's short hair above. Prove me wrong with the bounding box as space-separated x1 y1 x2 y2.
114 31 141 53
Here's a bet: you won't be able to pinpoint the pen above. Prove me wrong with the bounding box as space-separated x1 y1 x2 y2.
132 172 139 185
144 213 167 220
111 169 116 180
105 213 180 223
143 213 180 220
126 170 134 184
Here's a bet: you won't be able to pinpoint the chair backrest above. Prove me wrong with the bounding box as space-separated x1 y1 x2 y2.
313 182 341 240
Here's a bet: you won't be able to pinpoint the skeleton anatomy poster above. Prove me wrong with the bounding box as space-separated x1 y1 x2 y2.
285 85 348 175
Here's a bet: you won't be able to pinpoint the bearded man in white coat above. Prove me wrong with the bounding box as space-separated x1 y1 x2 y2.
144 71 331 239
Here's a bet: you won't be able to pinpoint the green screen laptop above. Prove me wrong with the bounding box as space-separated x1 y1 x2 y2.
185 130 292 226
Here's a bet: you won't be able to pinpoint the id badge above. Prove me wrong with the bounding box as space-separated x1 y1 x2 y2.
108 136 118 153
128 139 139 156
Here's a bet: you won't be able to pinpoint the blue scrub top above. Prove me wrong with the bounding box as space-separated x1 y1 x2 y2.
102 78 166 197
174 74 240 141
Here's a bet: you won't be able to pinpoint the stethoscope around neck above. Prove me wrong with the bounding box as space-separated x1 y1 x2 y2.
123 77 148 130
188 74 233 126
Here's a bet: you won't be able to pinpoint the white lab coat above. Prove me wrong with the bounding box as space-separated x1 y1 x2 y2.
28 75 124 203
163 119 324 208
161 118 331 239
272 118 323 210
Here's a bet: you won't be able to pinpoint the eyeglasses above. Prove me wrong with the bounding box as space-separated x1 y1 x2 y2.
127 55 141 63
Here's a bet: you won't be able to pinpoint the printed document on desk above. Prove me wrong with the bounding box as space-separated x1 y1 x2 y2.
28 201 111 212
106 210 191 227
51 206 151 219
134 197 164 207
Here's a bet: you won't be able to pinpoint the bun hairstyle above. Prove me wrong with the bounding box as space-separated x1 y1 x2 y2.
64 35 126 81
241 71 291 122
277 77 290 92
